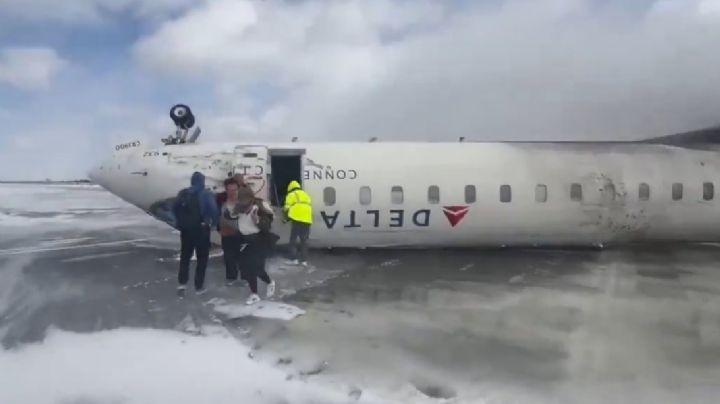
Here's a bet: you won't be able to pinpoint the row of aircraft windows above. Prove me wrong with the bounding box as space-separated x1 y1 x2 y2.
322 182 717 206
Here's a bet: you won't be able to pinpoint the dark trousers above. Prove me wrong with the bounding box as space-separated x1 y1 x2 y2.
241 234 271 294
221 234 243 281
178 226 210 290
289 221 310 262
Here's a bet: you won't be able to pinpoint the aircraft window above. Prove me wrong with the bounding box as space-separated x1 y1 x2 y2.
704 182 714 201
500 185 512 203
672 183 683 200
570 183 582 201
465 185 476 203
672 182 682 201
323 187 336 206
360 186 372 205
639 183 650 201
535 184 547 202
391 186 404 204
603 183 616 201
428 186 440 204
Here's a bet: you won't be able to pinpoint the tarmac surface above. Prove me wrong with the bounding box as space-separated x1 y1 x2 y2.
1 184 720 403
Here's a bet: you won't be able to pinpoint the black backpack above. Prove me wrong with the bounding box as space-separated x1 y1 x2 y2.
253 199 280 254
254 199 273 233
175 189 202 229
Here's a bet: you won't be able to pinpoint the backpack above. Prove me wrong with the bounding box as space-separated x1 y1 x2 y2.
252 199 280 254
175 189 202 229
254 199 274 233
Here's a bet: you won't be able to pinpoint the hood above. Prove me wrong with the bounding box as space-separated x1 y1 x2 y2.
190 172 205 191
287 180 301 192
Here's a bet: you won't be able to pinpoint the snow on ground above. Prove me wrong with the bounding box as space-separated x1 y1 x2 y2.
0 328 392 404
0 184 123 213
0 184 170 246
4 184 720 404
0 184 429 404
209 298 306 320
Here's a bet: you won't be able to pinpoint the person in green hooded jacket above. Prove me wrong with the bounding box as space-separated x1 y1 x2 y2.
283 180 312 265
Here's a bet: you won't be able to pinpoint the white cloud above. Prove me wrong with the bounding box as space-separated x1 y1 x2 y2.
5 0 720 179
0 47 66 90
0 105 167 180
652 0 720 16
11 135 35 151
134 0 720 142
0 62 177 180
133 0 444 86
0 126 98 180
0 0 199 24
698 0 720 15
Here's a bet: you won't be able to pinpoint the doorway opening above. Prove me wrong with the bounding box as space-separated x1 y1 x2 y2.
269 153 303 207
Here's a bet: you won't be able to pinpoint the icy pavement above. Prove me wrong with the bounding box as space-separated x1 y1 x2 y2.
2 184 720 403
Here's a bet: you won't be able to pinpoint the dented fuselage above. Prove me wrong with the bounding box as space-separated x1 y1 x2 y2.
89 141 720 248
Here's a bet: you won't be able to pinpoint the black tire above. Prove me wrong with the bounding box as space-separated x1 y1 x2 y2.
170 104 195 129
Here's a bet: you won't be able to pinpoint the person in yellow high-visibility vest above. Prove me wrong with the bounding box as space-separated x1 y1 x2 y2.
283 180 313 265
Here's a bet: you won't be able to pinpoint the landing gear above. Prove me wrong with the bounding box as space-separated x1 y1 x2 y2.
162 104 202 145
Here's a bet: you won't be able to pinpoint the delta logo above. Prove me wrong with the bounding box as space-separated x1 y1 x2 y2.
442 206 470 227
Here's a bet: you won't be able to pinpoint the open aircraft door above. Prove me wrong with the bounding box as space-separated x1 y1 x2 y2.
233 145 270 201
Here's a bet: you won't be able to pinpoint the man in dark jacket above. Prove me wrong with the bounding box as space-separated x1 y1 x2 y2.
172 172 219 296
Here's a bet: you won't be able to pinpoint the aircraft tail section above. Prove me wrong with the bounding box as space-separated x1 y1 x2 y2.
642 125 720 147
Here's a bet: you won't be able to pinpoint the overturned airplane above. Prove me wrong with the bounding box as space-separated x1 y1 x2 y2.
89 105 720 248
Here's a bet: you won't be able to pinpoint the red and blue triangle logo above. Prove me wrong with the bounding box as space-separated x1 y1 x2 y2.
442 206 469 227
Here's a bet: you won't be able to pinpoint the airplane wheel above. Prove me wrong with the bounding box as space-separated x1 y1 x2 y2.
170 104 195 129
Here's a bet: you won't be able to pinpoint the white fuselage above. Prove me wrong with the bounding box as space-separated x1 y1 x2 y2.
89 141 720 248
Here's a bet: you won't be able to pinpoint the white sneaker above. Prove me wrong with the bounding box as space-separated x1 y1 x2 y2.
266 281 276 298
246 294 261 305
177 285 186 298
301 261 308 267
290 259 300 265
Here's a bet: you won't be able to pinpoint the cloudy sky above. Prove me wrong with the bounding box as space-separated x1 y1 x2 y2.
1 0 719 180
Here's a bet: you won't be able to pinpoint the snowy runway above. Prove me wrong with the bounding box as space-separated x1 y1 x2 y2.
2 184 720 403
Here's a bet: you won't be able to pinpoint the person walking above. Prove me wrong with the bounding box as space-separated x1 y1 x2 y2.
172 171 219 297
218 177 243 286
236 186 276 305
283 180 312 266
